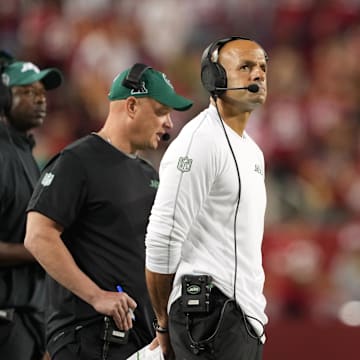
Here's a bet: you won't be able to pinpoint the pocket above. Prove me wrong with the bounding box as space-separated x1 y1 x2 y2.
212 304 260 360
187 310 223 344
47 328 78 358
77 322 103 360
216 302 249 343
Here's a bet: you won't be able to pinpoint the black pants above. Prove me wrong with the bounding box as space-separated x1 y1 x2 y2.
50 319 142 360
169 290 264 360
0 310 44 360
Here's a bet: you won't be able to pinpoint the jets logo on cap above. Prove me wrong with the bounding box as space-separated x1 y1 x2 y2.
130 81 148 95
21 62 40 73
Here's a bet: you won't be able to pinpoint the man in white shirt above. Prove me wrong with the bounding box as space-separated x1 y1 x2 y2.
146 37 269 359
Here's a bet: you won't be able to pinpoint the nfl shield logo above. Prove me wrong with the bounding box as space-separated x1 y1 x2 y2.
41 172 55 186
177 156 192 172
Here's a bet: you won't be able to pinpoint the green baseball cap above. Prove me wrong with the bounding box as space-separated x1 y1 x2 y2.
2 61 63 90
108 66 193 111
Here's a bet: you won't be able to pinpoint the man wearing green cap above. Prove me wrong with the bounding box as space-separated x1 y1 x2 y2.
24 63 192 360
0 54 63 360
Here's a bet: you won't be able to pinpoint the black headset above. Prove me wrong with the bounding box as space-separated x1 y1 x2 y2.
122 63 152 91
0 50 14 114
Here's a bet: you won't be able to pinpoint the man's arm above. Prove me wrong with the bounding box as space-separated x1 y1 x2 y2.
145 269 174 328
145 269 175 359
25 211 136 331
0 241 35 266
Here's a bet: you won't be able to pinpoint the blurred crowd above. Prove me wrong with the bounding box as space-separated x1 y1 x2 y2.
1 0 360 325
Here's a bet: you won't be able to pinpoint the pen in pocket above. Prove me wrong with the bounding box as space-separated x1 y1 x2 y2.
116 285 135 320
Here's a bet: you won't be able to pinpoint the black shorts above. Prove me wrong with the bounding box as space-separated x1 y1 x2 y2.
169 288 264 360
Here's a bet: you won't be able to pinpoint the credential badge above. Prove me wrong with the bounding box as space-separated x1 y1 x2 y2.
41 172 55 186
177 156 193 172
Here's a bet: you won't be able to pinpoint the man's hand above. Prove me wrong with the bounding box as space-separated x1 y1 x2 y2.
155 332 175 360
91 289 137 331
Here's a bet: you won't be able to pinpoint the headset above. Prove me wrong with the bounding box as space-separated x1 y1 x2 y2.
0 50 14 114
122 63 152 91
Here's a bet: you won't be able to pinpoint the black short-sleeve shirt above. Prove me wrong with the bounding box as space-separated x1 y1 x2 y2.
27 134 158 342
0 122 44 311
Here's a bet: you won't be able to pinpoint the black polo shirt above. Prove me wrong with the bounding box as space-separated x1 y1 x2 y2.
27 134 158 344
0 121 44 310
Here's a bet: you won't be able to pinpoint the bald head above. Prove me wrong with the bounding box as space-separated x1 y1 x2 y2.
217 39 267 68
218 39 266 71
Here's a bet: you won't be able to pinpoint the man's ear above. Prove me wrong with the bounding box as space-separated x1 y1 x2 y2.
126 96 138 118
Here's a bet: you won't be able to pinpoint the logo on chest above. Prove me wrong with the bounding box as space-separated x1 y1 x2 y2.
149 179 159 189
41 172 55 186
177 156 193 172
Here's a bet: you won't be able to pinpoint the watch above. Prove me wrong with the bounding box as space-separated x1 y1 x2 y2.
153 318 169 333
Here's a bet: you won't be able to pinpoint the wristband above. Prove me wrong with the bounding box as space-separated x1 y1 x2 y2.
153 319 168 333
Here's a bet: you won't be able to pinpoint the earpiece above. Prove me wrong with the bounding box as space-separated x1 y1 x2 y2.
200 36 252 97
122 63 152 91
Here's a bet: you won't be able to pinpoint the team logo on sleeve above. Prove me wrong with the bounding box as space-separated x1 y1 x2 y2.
41 172 55 186
177 156 192 172
149 179 159 189
254 164 264 176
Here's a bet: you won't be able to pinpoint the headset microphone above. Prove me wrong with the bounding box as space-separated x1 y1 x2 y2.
244 84 259 93
161 133 170 141
215 84 259 93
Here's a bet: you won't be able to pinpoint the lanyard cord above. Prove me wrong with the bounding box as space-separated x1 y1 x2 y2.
213 98 240 302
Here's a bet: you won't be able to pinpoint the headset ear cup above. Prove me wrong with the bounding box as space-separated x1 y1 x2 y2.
200 61 216 95
212 63 227 96
200 41 231 97
201 61 228 97
122 63 152 90
201 43 220 96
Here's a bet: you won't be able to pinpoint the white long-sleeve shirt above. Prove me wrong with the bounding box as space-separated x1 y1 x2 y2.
146 104 268 336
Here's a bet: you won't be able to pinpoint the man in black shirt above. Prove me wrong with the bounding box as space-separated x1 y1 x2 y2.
0 54 63 359
24 63 193 360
